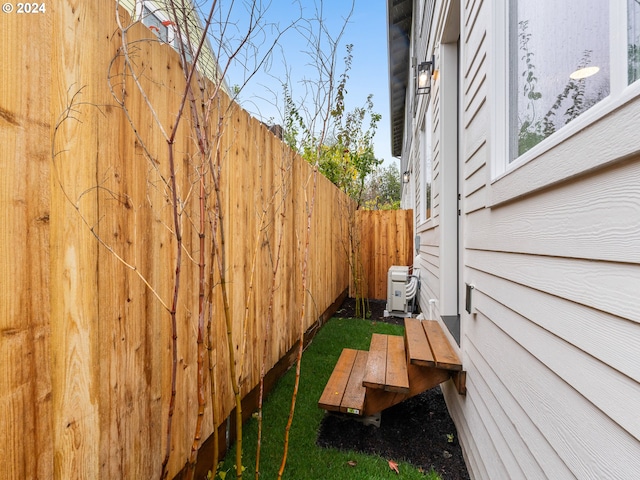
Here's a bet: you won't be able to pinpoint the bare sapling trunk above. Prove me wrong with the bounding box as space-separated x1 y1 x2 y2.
160 140 184 480
109 9 189 478
171 4 217 477
273 4 355 476
276 166 319 480
255 146 292 479
349 209 368 319
209 134 244 478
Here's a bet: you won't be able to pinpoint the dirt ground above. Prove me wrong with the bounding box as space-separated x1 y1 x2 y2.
316 298 470 480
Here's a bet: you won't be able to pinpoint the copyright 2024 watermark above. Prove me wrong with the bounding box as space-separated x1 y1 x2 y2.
2 3 46 14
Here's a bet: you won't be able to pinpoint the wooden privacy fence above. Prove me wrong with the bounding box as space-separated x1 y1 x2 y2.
0 2 352 479
354 210 414 300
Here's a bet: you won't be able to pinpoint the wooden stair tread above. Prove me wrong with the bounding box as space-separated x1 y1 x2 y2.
362 334 386 387
340 350 368 414
405 319 462 371
422 321 462 370
318 348 368 415
404 318 435 366
363 334 409 393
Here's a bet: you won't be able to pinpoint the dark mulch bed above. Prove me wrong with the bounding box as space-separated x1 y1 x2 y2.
317 298 470 480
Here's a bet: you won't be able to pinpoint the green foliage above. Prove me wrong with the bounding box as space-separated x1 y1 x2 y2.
283 45 383 206
362 163 401 210
517 20 544 156
519 21 542 105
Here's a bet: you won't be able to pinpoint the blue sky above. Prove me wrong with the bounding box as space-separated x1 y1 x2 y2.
203 0 395 168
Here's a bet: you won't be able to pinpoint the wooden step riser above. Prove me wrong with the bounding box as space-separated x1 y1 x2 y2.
407 364 452 397
363 389 406 416
363 364 453 416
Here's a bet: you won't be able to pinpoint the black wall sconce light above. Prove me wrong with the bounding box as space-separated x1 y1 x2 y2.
403 170 411 183
416 55 435 96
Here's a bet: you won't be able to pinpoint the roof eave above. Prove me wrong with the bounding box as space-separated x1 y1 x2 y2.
386 0 412 158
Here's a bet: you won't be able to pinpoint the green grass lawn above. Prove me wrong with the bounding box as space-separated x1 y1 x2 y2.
217 317 441 480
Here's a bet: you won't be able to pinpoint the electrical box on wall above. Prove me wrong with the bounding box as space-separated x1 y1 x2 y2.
465 283 475 315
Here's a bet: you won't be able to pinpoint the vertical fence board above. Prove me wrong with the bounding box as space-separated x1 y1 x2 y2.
50 2 108 478
2 1 355 478
354 210 414 300
0 5 53 480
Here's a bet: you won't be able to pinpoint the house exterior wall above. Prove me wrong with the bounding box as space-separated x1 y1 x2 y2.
392 0 640 478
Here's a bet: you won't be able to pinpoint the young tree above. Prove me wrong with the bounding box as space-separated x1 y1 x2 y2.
280 38 383 318
107 1 301 479
285 45 382 208
54 1 359 478
362 163 401 210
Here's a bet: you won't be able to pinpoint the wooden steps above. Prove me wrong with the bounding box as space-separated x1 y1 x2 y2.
405 318 462 370
319 318 466 419
318 349 368 415
404 318 466 397
363 334 409 393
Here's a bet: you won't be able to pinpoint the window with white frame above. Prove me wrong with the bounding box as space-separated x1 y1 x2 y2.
138 1 194 65
141 4 171 44
509 0 610 161
492 1 640 202
420 107 432 222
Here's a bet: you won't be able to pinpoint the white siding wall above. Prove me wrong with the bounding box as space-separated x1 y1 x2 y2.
118 0 137 14
413 0 450 322
408 0 640 478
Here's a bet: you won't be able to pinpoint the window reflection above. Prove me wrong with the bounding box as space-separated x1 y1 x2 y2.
510 0 610 160
142 6 169 44
630 0 640 83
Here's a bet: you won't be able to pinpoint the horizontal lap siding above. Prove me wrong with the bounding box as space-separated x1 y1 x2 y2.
462 0 488 218
468 251 640 371
416 226 440 316
446 1 498 476
467 297 640 478
415 0 444 317
449 0 640 477
468 162 640 262
474 273 640 437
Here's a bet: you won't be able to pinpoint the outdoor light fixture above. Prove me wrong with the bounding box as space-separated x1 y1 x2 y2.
416 55 435 96
403 170 410 183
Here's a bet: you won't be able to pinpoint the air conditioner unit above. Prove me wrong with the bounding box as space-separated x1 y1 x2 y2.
384 265 419 318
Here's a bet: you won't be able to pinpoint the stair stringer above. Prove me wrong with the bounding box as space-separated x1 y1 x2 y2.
362 364 452 416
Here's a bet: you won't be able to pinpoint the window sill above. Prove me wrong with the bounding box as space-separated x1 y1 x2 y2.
490 82 640 207
416 217 434 231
